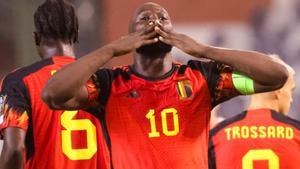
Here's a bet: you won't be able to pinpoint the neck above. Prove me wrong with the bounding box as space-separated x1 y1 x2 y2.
133 52 173 78
248 96 279 112
39 40 75 59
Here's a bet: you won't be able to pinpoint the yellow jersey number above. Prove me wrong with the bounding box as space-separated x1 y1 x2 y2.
51 70 98 160
146 108 179 138
242 149 279 169
61 110 97 160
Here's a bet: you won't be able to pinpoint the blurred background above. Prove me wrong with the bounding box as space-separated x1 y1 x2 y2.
0 0 299 153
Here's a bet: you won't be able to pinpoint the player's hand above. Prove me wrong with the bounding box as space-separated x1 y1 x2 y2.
154 24 206 57
107 23 159 57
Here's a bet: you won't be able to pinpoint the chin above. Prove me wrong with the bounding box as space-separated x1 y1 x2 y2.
136 41 172 56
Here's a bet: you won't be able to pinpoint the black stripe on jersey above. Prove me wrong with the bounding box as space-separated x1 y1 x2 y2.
94 68 115 107
94 68 128 169
177 65 188 75
208 138 217 169
271 110 300 130
25 106 34 160
210 111 247 137
208 111 247 169
1 58 54 160
1 58 54 92
188 60 220 107
98 108 114 169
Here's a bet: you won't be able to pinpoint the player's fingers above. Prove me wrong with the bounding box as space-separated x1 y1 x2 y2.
143 31 158 40
155 26 169 38
142 38 159 46
142 23 155 34
158 36 172 45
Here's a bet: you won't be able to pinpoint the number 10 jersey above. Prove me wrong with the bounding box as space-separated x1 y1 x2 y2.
88 60 240 169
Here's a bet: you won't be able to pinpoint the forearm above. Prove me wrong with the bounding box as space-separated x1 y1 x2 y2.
198 45 288 87
0 128 26 169
43 45 114 105
0 149 24 169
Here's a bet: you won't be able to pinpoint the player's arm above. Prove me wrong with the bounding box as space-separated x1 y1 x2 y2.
42 24 158 110
155 26 288 93
0 75 29 169
0 128 25 169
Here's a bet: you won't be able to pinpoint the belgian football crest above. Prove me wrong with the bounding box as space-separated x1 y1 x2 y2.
176 80 193 99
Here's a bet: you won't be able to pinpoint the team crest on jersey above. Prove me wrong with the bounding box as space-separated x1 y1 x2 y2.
176 80 193 100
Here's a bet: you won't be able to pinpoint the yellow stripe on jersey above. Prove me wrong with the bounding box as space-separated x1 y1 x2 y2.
177 81 187 98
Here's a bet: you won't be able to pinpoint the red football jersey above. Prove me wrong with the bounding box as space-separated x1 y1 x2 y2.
209 109 300 169
0 56 110 169
87 60 239 169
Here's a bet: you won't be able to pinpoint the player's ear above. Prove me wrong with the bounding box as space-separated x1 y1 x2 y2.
274 89 281 100
33 32 41 46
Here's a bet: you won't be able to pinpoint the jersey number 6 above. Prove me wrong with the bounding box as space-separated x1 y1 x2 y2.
61 110 97 160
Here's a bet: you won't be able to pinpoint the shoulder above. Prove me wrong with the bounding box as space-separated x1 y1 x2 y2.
271 110 300 130
1 58 54 92
210 111 248 137
3 58 53 82
94 65 132 81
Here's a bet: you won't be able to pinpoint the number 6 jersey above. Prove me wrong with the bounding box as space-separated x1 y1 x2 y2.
0 56 110 169
209 109 300 169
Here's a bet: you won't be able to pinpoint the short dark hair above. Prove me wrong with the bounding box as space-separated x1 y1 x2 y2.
34 0 79 45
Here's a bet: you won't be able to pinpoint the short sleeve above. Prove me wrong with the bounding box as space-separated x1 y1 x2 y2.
188 60 240 107
85 69 114 108
0 75 30 137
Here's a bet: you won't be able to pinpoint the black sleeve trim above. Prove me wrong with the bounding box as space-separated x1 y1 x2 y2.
188 60 220 105
94 68 129 169
271 110 300 130
210 110 247 137
208 111 247 169
94 69 114 107
208 138 217 169
1 58 54 159
25 110 34 160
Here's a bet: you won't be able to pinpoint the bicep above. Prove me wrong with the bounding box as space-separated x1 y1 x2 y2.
232 71 278 94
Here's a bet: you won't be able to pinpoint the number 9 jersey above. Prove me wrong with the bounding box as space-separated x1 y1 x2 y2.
209 109 300 169
0 56 110 169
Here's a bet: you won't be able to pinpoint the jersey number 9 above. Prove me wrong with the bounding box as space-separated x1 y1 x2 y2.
242 149 279 169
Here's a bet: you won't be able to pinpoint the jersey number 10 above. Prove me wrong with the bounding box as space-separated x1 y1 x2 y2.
146 108 179 138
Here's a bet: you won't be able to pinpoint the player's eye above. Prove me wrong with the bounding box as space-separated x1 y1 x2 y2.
159 16 168 21
140 16 150 21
